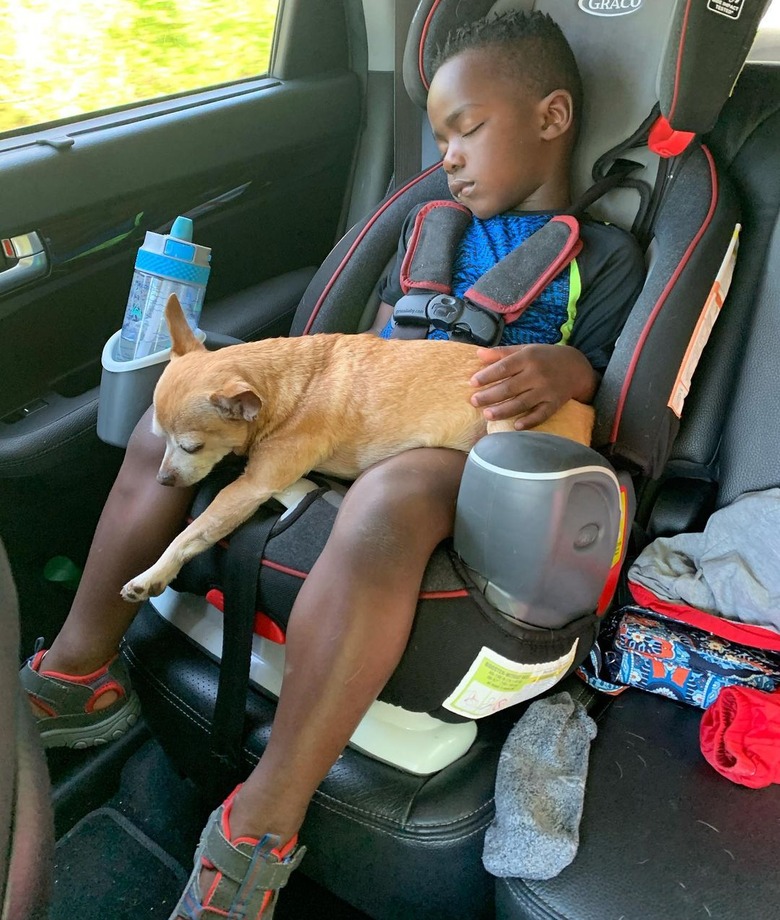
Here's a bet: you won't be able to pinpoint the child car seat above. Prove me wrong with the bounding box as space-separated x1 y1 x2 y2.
496 59 780 920
120 1 764 917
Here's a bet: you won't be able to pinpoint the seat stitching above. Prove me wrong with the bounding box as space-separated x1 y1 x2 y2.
311 796 490 845
311 785 495 829
500 878 569 920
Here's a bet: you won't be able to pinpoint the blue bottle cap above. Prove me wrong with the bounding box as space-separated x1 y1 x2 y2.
170 216 193 242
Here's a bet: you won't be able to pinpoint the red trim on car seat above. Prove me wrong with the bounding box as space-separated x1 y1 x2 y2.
205 566 469 644
189 546 472 606
418 0 443 91
609 145 719 443
595 483 630 617
419 589 470 600
629 581 780 653
668 0 693 124
206 588 286 644
262 559 307 579
261 560 468 600
301 161 442 336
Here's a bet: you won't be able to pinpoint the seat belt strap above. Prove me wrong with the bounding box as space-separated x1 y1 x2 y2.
208 507 280 794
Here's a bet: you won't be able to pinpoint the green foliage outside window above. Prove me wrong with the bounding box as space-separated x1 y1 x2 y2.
0 0 278 134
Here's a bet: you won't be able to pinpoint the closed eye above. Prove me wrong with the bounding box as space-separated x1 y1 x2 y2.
462 123 484 138
180 443 204 454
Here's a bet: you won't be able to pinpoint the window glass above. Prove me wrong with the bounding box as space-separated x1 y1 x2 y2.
0 0 279 134
751 0 780 61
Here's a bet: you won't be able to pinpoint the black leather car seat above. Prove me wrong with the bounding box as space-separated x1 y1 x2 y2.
120 1 767 917
496 59 780 920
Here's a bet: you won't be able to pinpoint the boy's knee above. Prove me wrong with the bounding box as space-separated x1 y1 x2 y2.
334 449 467 559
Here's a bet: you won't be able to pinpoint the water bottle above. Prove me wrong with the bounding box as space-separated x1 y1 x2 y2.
117 216 211 361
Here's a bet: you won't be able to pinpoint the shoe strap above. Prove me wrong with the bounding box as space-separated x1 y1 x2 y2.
21 653 130 716
204 812 305 893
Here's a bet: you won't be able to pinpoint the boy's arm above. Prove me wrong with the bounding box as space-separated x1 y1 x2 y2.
469 344 599 431
369 301 394 335
471 224 645 429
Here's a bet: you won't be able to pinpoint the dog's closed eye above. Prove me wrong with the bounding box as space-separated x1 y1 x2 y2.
180 443 204 455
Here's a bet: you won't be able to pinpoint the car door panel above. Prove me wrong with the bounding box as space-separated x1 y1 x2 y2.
0 71 360 421
0 0 367 635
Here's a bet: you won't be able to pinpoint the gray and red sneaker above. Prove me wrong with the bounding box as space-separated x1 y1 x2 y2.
19 642 141 749
169 785 306 920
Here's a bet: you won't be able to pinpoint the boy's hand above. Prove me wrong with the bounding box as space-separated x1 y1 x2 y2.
469 344 599 430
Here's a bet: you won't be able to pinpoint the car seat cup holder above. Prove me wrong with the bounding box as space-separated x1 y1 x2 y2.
454 432 623 631
97 327 206 449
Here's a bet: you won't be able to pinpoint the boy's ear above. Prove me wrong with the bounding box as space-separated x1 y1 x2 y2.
210 380 262 422
165 294 206 357
538 89 574 141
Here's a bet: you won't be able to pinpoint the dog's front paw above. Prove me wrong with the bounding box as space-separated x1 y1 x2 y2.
121 571 170 603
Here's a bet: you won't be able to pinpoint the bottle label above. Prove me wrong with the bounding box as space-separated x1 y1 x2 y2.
119 271 204 360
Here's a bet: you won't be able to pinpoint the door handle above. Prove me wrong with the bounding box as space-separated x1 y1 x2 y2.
0 232 48 294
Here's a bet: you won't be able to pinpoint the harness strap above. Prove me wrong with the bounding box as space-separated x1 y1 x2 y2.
208 506 280 797
465 215 581 324
390 161 644 344
399 200 472 295
392 204 581 343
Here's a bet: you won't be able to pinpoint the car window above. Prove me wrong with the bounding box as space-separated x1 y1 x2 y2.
0 0 280 135
750 0 780 61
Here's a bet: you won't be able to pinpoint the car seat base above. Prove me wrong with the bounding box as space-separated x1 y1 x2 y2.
149 588 477 775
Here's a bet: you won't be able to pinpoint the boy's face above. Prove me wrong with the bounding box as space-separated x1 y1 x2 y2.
427 49 568 218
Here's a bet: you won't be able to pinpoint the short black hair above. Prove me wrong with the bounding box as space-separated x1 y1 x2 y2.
432 11 583 125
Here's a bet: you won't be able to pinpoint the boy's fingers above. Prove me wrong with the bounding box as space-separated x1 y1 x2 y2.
513 403 555 430
479 394 539 421
472 345 525 381
471 378 527 408
470 355 524 387
475 346 508 364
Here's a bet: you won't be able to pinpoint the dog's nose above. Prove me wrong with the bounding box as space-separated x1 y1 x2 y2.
157 470 177 487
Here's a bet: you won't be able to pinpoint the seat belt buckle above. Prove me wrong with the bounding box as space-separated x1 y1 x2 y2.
393 292 504 347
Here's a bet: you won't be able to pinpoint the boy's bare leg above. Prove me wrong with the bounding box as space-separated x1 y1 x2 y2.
38 406 194 678
181 447 467 889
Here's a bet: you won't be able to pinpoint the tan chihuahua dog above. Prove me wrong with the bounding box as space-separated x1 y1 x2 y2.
121 295 594 602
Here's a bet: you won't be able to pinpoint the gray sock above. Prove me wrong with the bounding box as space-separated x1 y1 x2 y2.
482 690 597 881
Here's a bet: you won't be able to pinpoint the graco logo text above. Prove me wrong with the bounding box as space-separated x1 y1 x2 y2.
578 0 643 16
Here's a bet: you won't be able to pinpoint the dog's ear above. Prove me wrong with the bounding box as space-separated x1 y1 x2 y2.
210 380 262 422
165 294 205 357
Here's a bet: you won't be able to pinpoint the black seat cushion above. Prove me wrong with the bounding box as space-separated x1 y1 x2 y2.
496 689 780 920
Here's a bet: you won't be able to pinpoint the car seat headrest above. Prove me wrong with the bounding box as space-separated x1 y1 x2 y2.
403 0 767 228
659 0 772 134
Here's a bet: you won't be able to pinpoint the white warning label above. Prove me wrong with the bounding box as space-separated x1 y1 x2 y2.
707 0 744 19
667 224 740 418
442 642 579 719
